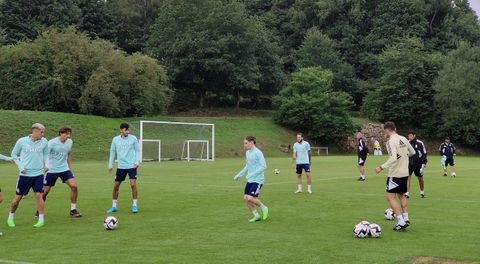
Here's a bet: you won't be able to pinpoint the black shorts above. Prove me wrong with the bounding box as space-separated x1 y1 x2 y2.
386 177 408 194
115 168 137 182
409 164 424 177
444 157 455 167
296 164 311 174
244 182 263 197
357 155 367 166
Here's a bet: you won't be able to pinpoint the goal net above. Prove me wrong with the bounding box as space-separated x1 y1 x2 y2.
130 120 214 162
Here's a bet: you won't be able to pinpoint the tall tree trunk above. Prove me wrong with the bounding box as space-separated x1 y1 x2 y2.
429 8 438 34
198 92 204 108
235 90 241 110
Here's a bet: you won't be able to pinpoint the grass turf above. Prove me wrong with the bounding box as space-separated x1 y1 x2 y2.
0 155 479 264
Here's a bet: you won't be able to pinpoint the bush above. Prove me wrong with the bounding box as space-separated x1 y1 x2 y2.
274 67 354 143
0 28 172 117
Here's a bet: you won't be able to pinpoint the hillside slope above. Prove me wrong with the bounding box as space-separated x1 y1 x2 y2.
0 110 296 160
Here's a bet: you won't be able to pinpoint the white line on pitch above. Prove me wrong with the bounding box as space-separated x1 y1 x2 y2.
0 259 36 264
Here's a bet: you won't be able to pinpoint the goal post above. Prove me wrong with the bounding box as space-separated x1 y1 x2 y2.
131 120 215 162
181 140 209 161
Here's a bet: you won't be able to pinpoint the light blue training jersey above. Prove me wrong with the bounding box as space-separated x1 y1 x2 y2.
0 153 12 161
235 146 267 184
108 134 140 169
11 136 48 177
293 141 311 164
47 137 73 173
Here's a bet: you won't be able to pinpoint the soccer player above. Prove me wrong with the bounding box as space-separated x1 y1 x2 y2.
41 126 81 217
293 133 312 194
8 123 48 228
439 137 456 177
406 131 427 199
0 153 15 235
107 123 140 214
356 132 369 181
375 121 415 231
233 136 269 222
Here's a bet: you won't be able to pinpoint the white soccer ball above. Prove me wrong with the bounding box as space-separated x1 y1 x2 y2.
358 220 370 226
274 168 280 175
104 216 118 230
369 223 382 238
384 208 396 220
353 223 370 239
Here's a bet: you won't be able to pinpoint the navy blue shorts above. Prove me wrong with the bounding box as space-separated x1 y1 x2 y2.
115 168 137 182
296 164 311 174
244 182 263 197
16 175 44 195
44 170 75 187
445 157 455 167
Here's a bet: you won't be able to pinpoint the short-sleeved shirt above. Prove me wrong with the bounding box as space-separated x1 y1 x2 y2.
47 137 73 173
293 141 311 165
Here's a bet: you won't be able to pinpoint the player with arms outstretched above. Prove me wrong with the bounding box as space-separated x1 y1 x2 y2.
234 136 269 222
107 123 140 214
375 122 415 231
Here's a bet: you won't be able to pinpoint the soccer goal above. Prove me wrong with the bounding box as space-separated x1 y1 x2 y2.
130 120 215 162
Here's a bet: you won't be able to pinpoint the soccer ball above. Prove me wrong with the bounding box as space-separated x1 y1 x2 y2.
358 220 370 226
274 168 280 175
104 216 118 230
353 223 370 238
369 223 382 238
384 208 396 220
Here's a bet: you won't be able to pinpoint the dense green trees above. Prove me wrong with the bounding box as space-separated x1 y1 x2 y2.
147 0 284 109
274 67 355 142
433 43 480 146
0 28 171 117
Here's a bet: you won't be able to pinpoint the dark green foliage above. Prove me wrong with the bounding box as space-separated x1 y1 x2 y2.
363 38 442 127
433 43 480 146
0 28 172 117
147 0 284 109
77 0 118 42
0 0 81 44
296 27 360 105
274 67 355 142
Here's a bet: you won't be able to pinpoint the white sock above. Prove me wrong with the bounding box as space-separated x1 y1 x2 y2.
297 184 302 191
396 215 405 225
39 214 44 222
420 191 425 195
403 213 409 221
252 210 260 217
259 204 267 210
71 203 77 210
360 175 365 179
307 185 312 192
132 199 137 206
8 212 14 220
112 200 117 208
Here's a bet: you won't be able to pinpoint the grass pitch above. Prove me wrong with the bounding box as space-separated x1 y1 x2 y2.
0 156 479 264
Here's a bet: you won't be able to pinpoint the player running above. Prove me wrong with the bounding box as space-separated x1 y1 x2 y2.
40 126 81 217
356 132 368 181
234 136 269 222
439 137 456 177
375 122 415 231
8 123 48 228
0 152 15 235
405 131 427 199
293 133 313 194
107 123 140 214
